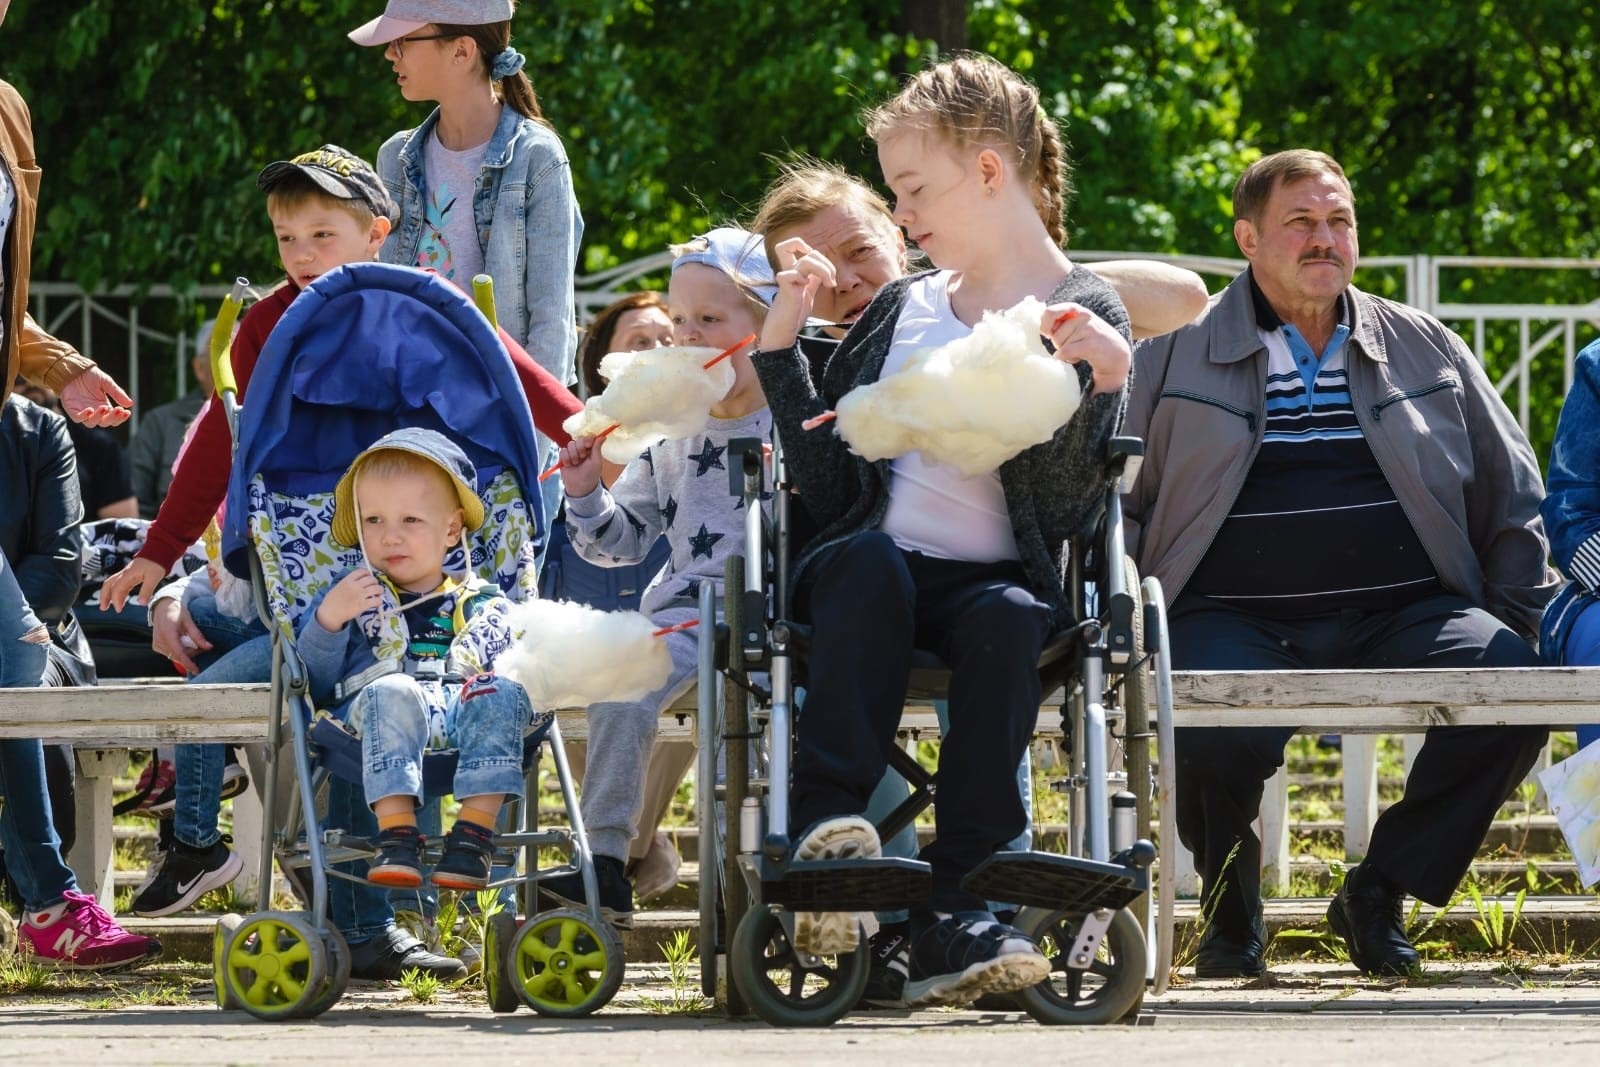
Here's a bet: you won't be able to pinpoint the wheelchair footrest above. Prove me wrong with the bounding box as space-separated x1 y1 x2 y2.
962 851 1147 913
761 857 931 912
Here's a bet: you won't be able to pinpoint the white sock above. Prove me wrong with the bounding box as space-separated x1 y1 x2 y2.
26 902 69 927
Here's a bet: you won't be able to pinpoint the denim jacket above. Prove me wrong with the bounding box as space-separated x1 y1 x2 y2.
377 105 583 385
1539 338 1600 661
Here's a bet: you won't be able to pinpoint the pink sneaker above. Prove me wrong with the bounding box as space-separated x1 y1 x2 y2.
21 890 162 972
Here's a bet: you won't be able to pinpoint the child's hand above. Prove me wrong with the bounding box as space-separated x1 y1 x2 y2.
99 556 168 611
760 237 837 353
558 435 605 498
1042 303 1132 395
315 569 384 632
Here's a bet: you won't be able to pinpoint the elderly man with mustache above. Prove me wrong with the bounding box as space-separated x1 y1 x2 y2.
1122 150 1559 980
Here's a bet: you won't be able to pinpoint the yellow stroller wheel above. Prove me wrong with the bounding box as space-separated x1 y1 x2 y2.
218 911 330 1021
510 908 624 1017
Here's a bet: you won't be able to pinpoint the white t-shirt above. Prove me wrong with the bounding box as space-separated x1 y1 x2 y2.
878 271 1020 563
418 132 489 288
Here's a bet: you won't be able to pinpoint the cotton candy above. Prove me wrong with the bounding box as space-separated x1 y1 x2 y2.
830 297 1081 478
563 345 737 464
493 599 673 710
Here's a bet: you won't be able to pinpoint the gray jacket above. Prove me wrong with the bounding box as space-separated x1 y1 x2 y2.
753 268 1129 625
1123 269 1559 638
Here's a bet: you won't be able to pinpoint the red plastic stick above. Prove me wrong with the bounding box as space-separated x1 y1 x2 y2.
538 335 758 482
1050 307 1079 333
801 411 838 431
652 618 701 637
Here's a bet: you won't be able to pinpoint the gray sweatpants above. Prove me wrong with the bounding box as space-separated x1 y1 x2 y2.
575 605 700 862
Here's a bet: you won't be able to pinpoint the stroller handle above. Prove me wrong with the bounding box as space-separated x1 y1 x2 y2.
211 277 250 400
472 273 498 328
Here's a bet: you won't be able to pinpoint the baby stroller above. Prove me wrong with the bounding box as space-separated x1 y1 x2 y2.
209 262 623 1020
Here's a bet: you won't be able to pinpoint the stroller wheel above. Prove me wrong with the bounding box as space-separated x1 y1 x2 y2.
0 908 18 964
509 908 624 1017
730 905 868 1028
295 927 352 1019
483 911 521 1013
1012 905 1146 1025
217 911 330 1021
212 913 245 1010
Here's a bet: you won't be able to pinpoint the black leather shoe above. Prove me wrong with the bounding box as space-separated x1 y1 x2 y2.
1326 864 1420 977
1192 912 1267 978
348 925 467 981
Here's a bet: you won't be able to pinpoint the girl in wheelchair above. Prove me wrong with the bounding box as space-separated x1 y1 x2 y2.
752 54 1133 1008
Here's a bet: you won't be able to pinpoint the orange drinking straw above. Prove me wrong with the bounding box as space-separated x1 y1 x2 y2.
539 334 758 482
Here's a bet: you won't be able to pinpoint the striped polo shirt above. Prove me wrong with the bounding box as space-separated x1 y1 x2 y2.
1183 275 1442 616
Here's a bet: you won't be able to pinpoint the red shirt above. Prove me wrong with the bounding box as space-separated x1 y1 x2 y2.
137 279 580 569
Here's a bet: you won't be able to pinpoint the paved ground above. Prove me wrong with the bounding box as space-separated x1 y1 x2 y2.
4 961 1600 1065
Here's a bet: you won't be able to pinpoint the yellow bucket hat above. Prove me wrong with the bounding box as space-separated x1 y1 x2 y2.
331 427 486 548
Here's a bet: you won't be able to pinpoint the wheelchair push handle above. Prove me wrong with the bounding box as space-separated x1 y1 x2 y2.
210 277 249 400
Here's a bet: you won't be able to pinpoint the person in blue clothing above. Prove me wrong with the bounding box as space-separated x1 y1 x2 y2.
298 427 534 890
1540 335 1600 754
350 0 582 534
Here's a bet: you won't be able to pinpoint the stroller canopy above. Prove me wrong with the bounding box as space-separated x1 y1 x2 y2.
222 263 544 577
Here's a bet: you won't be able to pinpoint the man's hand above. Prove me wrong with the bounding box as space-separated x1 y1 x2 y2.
150 597 212 677
315 569 384 632
59 366 133 427
100 556 168 611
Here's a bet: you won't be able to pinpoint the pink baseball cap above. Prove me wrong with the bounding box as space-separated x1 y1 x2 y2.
348 1 513 47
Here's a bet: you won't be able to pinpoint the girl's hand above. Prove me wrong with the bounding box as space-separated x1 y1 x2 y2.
1042 303 1132 395
99 556 168 611
150 598 211 677
760 237 837 353
558 435 604 498
315 569 384 632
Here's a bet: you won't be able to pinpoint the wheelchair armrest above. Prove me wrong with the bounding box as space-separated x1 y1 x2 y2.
1107 436 1144 495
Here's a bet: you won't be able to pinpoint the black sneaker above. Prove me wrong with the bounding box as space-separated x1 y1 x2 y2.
536 854 635 929
131 837 243 918
347 924 466 981
220 749 250 801
368 827 425 888
432 822 495 890
857 921 911 1008
903 914 1050 1008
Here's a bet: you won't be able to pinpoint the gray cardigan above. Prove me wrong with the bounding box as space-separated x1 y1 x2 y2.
752 268 1130 623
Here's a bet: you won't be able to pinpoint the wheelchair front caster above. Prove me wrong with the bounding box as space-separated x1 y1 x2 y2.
511 908 625 1017
216 911 330 1021
483 910 521 1013
730 904 869 1027
1012 905 1146 1025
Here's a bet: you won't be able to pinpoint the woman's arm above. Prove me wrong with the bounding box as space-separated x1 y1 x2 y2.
518 152 583 385
1086 259 1208 340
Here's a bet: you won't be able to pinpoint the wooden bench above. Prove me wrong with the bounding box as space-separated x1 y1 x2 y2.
3 667 1596 913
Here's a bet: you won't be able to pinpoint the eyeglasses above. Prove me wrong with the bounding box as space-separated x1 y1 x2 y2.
391 32 456 60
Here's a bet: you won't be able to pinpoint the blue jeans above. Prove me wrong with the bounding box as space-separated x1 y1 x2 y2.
172 602 271 849
360 673 533 806
326 775 392 941
0 552 77 910
1559 600 1600 751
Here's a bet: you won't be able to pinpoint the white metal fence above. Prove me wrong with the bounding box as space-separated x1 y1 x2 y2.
29 253 1600 438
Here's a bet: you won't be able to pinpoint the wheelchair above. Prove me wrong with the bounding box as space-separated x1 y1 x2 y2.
694 434 1176 1026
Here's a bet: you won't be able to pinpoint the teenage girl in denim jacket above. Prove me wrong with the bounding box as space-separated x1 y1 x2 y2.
350 1 583 523
1540 335 1600 751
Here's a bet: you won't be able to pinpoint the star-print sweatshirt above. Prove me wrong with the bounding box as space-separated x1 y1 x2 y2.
564 407 771 618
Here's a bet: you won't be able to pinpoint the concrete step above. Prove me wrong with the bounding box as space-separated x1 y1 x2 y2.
122 894 1600 966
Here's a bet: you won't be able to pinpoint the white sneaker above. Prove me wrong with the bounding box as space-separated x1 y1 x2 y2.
790 816 880 957
631 832 682 902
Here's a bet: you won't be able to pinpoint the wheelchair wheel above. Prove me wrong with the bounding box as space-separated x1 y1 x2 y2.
483 910 521 1014
510 908 625 1017
0 908 17 964
296 927 351 1019
212 914 244 1010
730 905 868 1028
217 911 330 1021
1012 905 1145 1025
